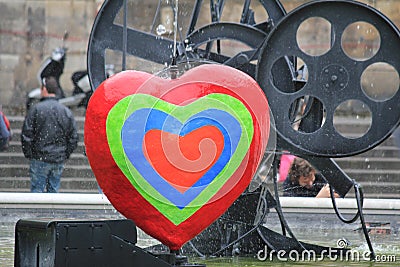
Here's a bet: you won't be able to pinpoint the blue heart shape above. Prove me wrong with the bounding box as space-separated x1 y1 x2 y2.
121 108 241 209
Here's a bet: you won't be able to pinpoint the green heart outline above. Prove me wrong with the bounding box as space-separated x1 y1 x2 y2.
106 93 254 225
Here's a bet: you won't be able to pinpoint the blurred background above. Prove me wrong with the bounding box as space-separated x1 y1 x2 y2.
0 0 399 112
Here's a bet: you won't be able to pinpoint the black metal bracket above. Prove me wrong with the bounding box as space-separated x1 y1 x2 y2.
14 218 205 267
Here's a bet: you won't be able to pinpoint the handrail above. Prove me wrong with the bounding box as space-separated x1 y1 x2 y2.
1 193 399 213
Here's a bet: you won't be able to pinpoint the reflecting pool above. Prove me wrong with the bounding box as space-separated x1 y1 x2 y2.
1 193 398 266
2 220 399 267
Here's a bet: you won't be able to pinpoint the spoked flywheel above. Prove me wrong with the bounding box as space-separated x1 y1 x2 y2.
87 0 287 90
256 0 400 157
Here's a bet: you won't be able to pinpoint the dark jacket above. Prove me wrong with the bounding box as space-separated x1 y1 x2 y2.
21 97 78 163
282 173 326 197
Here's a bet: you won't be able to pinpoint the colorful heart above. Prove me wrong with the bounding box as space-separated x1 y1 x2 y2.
84 64 270 250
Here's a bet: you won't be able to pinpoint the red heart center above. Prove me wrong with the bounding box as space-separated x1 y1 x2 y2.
143 126 224 193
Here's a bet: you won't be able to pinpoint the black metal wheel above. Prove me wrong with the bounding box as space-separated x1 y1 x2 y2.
184 22 267 77
256 0 400 157
87 0 287 90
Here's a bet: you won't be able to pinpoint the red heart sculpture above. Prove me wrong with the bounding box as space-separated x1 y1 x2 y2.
84 64 270 250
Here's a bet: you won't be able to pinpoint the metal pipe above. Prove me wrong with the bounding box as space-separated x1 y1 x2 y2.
122 0 127 71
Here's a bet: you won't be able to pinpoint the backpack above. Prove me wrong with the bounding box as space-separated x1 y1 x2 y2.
0 112 11 151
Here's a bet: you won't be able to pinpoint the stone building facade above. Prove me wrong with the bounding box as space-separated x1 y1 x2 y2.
0 0 399 112
0 0 101 112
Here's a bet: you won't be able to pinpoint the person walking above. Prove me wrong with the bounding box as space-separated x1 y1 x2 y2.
21 76 78 192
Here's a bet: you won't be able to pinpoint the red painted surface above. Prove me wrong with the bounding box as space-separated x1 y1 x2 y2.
144 126 224 193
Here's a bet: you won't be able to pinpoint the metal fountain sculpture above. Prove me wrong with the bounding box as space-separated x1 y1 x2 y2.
14 0 400 266
86 0 400 264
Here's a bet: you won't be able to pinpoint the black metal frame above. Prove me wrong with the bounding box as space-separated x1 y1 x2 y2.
14 219 177 267
83 0 400 262
87 0 286 89
257 0 400 157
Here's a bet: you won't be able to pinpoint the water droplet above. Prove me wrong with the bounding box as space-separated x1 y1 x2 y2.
156 24 167 35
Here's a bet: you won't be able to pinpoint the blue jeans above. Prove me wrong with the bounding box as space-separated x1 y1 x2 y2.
29 159 64 193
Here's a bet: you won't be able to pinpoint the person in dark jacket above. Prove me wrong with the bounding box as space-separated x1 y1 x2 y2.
21 76 78 192
283 157 339 198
